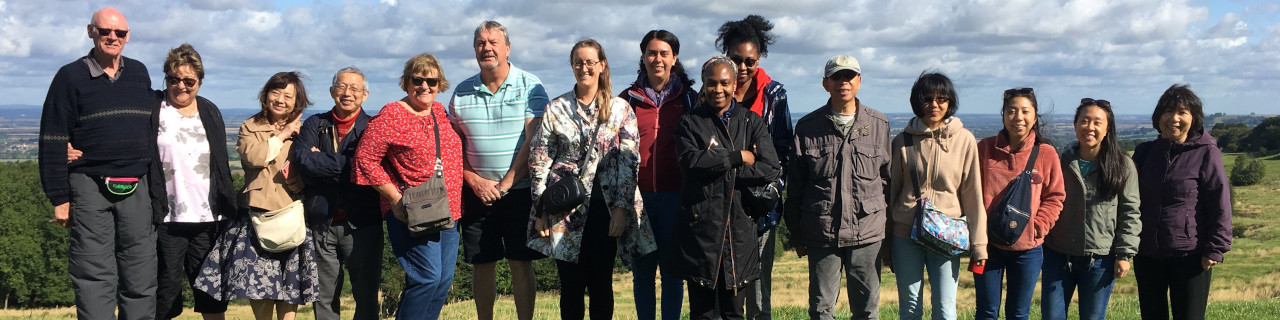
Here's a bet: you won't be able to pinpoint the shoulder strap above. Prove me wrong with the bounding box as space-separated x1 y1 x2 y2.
906 135 922 199
1023 143 1040 173
428 108 443 178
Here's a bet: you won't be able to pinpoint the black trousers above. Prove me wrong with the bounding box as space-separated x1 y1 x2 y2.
156 221 228 319
554 184 619 320
1134 255 1213 320
687 259 746 320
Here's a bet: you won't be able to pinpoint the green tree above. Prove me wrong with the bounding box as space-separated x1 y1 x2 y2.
1210 122 1252 153
1243 116 1280 154
0 161 72 308
1230 154 1267 186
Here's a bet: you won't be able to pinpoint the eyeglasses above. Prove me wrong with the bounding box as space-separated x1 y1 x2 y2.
571 59 601 69
729 55 758 67
165 75 198 88
92 25 129 38
333 83 364 93
921 96 951 105
410 76 440 87
1080 98 1111 109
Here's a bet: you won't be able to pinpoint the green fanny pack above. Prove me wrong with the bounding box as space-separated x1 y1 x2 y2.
103 177 140 196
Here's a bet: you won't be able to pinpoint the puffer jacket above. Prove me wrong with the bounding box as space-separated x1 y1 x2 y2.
1132 130 1232 262
1044 145 1141 260
888 117 988 260
666 102 781 290
786 100 890 248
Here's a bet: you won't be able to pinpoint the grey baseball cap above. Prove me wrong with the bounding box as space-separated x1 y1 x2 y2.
824 55 861 78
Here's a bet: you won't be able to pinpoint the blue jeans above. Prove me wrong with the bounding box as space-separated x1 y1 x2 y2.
385 213 460 320
891 237 959 320
975 245 1044 320
632 191 683 320
1040 249 1115 320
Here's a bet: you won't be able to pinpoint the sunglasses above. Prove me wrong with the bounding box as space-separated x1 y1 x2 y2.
921 96 951 105
92 25 129 38
729 55 758 67
1080 98 1111 109
165 75 198 88
410 76 440 87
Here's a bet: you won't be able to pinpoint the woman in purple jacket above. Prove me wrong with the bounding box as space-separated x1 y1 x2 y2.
1131 84 1232 320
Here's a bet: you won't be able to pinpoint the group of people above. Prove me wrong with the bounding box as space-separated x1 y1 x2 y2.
38 7 1233 320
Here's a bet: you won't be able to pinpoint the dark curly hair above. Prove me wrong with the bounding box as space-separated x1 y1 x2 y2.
715 15 777 57
636 29 694 88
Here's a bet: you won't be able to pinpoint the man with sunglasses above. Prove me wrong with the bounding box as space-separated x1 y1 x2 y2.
291 67 384 320
786 55 891 320
38 7 158 320
447 20 549 320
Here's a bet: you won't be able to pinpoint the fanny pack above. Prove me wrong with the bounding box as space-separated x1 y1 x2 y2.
988 144 1039 246
103 177 140 196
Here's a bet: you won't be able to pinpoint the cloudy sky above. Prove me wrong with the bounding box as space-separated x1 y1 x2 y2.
2 0 1278 117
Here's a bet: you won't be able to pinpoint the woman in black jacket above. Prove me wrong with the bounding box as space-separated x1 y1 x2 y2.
668 56 781 320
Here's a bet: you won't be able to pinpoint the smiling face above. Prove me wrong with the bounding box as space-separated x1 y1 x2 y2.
822 70 861 105
474 28 510 70
88 9 129 58
702 64 736 110
572 46 604 90
1074 105 1110 151
266 83 297 122
1159 105 1193 143
164 65 199 108
404 70 440 110
728 41 760 85
919 91 951 128
643 39 676 85
330 72 367 114
1002 96 1037 143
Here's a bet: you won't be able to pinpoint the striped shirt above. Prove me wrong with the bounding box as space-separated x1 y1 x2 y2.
448 65 549 189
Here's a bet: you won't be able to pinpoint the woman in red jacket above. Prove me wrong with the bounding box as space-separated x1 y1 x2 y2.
974 87 1066 320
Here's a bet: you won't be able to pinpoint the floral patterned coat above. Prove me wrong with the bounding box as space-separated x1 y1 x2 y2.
526 91 657 264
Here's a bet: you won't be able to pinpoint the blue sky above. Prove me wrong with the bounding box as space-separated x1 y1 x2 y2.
1 0 1277 116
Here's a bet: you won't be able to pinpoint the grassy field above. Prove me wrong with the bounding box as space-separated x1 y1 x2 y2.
4 154 1279 319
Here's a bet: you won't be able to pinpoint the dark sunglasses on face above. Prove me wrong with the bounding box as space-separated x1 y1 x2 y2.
729 55 758 67
921 96 951 105
1080 98 1111 109
165 76 198 88
93 25 129 38
410 76 440 87
829 70 859 83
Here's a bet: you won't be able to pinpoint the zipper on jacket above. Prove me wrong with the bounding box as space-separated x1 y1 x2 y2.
711 109 739 290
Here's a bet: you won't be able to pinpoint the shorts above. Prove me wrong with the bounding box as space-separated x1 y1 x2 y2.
459 187 546 264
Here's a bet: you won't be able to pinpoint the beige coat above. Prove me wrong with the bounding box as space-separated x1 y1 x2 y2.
237 117 301 211
888 117 988 260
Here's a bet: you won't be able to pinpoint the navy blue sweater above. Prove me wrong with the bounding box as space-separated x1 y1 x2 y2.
39 54 156 205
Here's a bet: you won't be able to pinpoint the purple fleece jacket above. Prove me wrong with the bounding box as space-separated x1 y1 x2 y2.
1131 130 1232 262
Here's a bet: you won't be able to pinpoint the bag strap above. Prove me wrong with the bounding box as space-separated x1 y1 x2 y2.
418 107 444 178
1021 142 1040 174
905 135 922 199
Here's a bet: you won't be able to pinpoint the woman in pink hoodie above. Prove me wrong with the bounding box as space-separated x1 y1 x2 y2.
974 88 1066 320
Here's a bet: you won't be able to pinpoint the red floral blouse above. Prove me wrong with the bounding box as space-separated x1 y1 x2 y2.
353 101 464 220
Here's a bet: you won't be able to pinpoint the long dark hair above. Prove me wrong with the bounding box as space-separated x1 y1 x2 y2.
1075 98 1127 200
637 30 694 88
1001 87 1051 146
715 14 776 57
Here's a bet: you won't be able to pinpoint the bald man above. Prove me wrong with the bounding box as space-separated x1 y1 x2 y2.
38 8 158 320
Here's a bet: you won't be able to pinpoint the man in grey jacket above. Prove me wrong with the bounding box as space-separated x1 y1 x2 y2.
785 55 891 320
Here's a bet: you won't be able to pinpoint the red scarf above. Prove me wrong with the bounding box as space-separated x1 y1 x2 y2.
332 109 359 143
745 68 773 117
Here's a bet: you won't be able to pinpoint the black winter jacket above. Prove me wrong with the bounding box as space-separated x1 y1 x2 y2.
292 110 382 229
148 94 238 224
666 102 781 290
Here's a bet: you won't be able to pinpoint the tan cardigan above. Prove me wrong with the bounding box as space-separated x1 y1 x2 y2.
888 117 988 260
237 117 301 211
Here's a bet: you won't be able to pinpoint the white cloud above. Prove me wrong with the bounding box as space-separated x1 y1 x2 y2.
0 0 1277 116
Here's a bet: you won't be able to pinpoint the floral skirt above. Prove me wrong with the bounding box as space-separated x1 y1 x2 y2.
193 216 319 305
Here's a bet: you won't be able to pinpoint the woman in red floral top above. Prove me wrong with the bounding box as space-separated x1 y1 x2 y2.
352 52 463 319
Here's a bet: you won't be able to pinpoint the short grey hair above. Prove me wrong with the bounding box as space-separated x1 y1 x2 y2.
474 20 510 45
331 66 368 90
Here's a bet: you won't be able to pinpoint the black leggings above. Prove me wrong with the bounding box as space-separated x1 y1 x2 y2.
554 184 618 320
1135 255 1213 320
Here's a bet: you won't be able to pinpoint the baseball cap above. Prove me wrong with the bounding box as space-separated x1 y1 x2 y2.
824 55 861 78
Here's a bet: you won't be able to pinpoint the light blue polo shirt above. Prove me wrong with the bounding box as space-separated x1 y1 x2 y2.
448 64 549 189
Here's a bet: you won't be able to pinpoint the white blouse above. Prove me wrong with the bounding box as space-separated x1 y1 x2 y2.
157 100 218 223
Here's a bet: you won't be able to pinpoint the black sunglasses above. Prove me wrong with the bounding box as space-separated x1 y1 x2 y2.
729 55 758 67
93 25 129 38
410 76 440 87
165 76 198 88
1080 98 1111 109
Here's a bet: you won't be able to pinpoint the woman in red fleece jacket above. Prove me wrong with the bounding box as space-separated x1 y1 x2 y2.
974 87 1066 320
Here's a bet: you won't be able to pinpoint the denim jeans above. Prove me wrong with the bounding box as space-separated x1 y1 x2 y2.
745 226 777 320
633 191 684 320
891 237 959 320
386 213 460 320
975 245 1044 320
1040 249 1115 320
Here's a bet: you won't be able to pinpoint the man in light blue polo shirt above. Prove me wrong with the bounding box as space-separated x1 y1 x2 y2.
448 20 549 320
